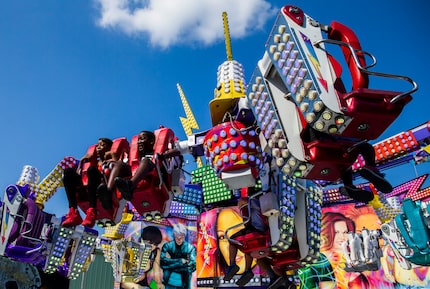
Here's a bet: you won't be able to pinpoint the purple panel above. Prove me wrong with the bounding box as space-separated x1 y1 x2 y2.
8 202 26 244
5 185 19 202
5 244 46 267
412 123 430 143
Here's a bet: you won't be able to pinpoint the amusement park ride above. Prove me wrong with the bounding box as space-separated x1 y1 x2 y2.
1 4 430 289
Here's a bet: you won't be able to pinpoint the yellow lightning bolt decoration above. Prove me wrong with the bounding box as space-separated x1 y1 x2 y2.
177 83 199 135
177 83 202 167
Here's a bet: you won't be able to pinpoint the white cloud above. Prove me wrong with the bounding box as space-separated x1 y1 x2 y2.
94 0 278 48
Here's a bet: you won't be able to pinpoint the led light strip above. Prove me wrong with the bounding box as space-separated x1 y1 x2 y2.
247 67 313 179
137 241 153 276
270 174 296 253
300 181 322 265
264 15 351 135
44 226 74 273
100 239 114 263
169 201 198 220
192 165 231 204
174 183 203 206
17 157 78 207
67 227 98 280
215 60 246 97
102 212 133 240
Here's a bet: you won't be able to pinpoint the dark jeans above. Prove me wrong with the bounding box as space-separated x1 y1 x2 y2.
63 166 102 208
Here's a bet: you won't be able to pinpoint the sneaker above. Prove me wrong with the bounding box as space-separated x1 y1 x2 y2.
97 184 113 210
268 276 288 289
224 264 240 281
339 186 374 203
359 166 393 193
115 177 134 201
81 207 97 227
62 207 83 227
236 269 254 286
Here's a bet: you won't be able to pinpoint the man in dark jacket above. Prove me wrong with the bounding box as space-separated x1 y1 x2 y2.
160 223 196 289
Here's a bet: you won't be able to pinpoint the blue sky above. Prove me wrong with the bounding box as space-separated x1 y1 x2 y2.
0 0 429 218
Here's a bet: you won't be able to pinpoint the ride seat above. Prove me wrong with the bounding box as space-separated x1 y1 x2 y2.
128 127 175 218
328 21 413 140
302 137 359 181
232 231 270 259
338 88 412 140
270 238 302 270
228 190 271 258
78 137 130 224
80 137 130 186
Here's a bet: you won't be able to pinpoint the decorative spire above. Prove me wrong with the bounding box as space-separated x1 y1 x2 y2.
222 11 233 61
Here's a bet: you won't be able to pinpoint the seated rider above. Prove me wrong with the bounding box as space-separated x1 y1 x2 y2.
96 152 131 213
115 130 180 201
62 137 115 228
302 127 392 203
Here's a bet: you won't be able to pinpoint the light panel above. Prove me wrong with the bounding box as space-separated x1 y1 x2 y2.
192 166 231 204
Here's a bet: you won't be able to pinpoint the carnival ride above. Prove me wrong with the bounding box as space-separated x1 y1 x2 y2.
0 3 429 289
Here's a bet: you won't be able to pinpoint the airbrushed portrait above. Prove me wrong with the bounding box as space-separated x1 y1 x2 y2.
120 220 197 289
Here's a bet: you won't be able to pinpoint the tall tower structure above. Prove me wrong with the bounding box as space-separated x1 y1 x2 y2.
209 12 247 126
